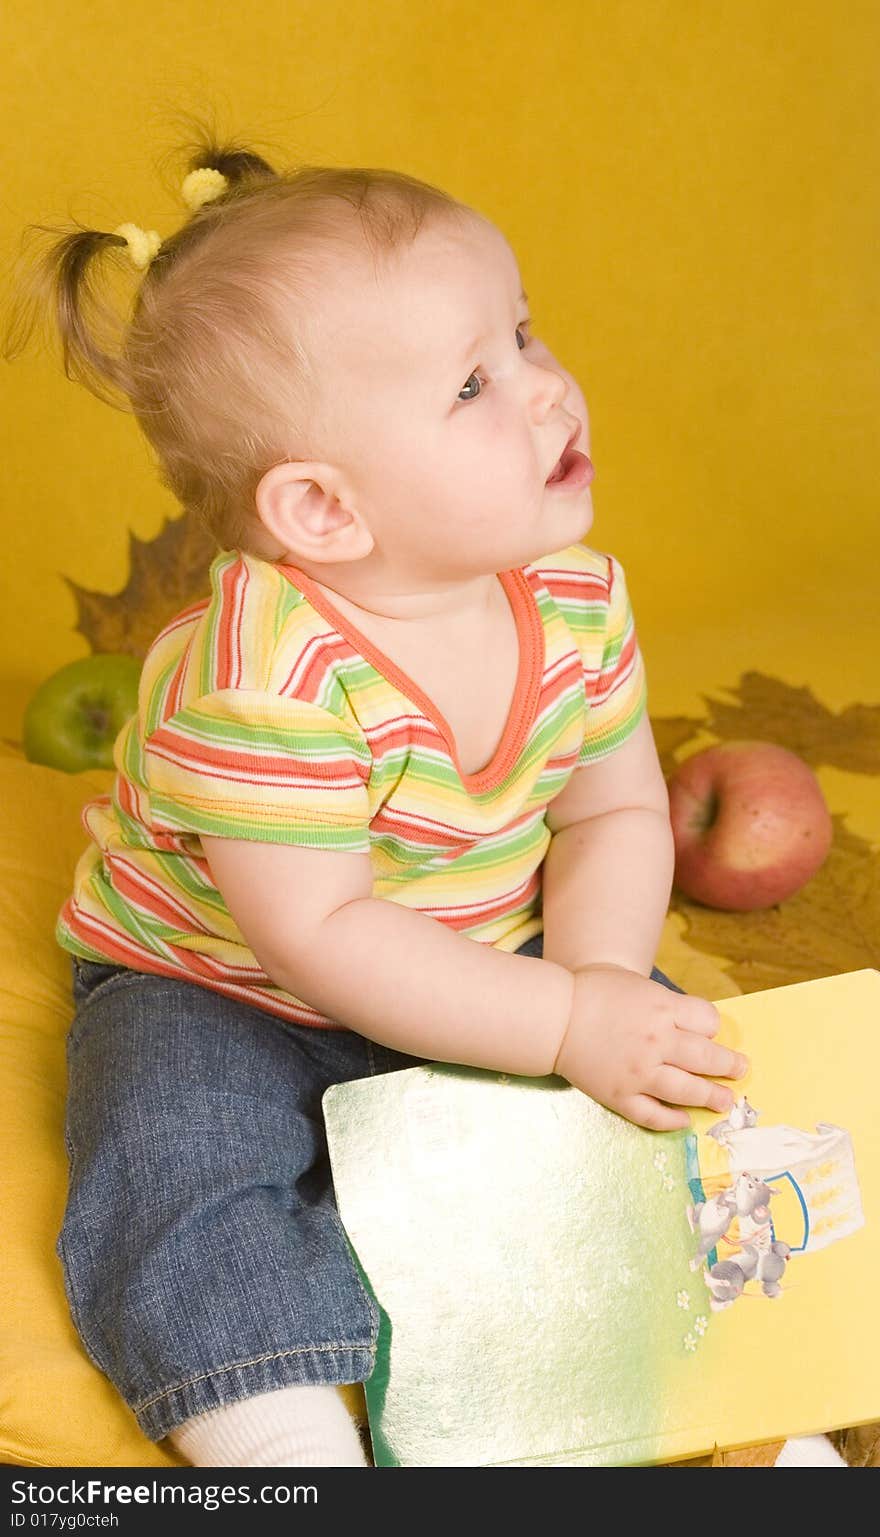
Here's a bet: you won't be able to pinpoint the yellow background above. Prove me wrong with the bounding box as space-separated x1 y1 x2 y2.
0 6 877 1465
1 0 876 740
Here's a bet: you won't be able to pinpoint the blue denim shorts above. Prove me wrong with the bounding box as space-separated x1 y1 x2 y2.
58 938 684 1442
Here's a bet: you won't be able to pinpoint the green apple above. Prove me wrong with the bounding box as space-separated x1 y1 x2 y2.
23 653 142 773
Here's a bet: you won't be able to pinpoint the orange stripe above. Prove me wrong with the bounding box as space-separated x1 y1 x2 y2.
108 857 212 933
215 559 248 691
537 572 609 602
146 729 368 787
60 901 348 1029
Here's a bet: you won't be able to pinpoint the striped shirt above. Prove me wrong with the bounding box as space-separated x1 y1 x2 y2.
56 540 648 1028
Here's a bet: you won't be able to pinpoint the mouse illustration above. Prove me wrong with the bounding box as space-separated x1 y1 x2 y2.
749 1240 792 1298
686 1188 738 1270
703 1258 749 1311
708 1239 793 1306
706 1096 760 1144
733 1171 781 1222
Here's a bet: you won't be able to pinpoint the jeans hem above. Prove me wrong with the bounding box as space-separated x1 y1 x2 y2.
136 1343 377 1442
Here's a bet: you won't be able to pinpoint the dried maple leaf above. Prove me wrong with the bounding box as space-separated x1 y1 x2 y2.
652 672 880 995
714 1439 786 1467
669 1432 871 1467
698 672 880 775
669 816 879 994
665 1439 783 1467
651 675 878 1465
650 712 706 781
835 1422 880 1466
63 512 217 659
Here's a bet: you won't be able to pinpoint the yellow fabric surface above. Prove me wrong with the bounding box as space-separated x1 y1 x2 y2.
0 748 185 1466
0 742 366 1466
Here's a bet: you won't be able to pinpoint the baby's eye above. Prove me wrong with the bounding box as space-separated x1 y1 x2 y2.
457 323 532 403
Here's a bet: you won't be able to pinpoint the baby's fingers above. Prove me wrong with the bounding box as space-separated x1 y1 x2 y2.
651 1065 736 1115
625 1094 692 1133
672 1028 749 1083
673 993 723 1038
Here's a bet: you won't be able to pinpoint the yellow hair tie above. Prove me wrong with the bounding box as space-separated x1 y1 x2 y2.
112 222 163 272
112 168 230 273
181 167 230 211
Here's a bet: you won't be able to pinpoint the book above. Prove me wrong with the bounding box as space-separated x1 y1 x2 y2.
322 968 880 1467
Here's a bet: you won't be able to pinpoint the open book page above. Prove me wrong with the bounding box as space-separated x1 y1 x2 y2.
323 968 879 1467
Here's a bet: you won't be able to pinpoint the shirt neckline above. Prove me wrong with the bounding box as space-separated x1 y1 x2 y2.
274 560 546 794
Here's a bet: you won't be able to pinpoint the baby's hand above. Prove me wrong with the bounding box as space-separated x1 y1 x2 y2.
553 964 749 1132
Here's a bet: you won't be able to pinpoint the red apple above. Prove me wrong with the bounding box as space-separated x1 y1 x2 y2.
667 740 833 911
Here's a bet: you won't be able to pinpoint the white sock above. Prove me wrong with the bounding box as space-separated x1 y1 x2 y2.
774 1433 847 1468
167 1383 370 1467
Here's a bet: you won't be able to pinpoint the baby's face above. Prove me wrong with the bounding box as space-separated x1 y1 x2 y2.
300 214 594 580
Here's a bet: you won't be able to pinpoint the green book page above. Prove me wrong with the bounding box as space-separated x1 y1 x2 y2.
325 1068 715 1465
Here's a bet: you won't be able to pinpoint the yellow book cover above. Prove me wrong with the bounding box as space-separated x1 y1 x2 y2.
323 968 880 1467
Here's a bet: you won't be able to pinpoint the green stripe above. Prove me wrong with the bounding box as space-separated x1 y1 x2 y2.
54 915 110 962
371 814 547 873
578 678 647 764
144 655 184 739
148 794 370 849
102 805 229 916
464 890 541 941
316 657 365 717
389 684 583 798
148 847 230 915
89 868 179 958
155 704 371 767
201 552 236 697
551 597 607 642
124 713 150 792
597 615 632 669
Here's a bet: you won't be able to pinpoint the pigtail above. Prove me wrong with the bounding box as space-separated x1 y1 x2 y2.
154 106 280 199
1 222 140 408
3 112 473 555
0 120 279 412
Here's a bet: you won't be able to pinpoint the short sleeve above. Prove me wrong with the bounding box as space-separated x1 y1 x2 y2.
576 555 648 766
143 689 372 851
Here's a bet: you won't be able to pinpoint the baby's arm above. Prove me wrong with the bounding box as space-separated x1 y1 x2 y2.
541 711 675 976
201 835 574 1078
540 710 749 1128
201 829 745 1131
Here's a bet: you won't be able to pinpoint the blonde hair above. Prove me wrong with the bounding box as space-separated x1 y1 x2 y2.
2 119 473 554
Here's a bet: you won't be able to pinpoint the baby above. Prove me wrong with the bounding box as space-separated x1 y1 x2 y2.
10 132 787 1469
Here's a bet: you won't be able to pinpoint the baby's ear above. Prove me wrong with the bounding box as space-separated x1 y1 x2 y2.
254 460 373 565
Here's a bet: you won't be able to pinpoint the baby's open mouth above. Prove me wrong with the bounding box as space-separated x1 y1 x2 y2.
545 422 582 484
545 442 595 491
